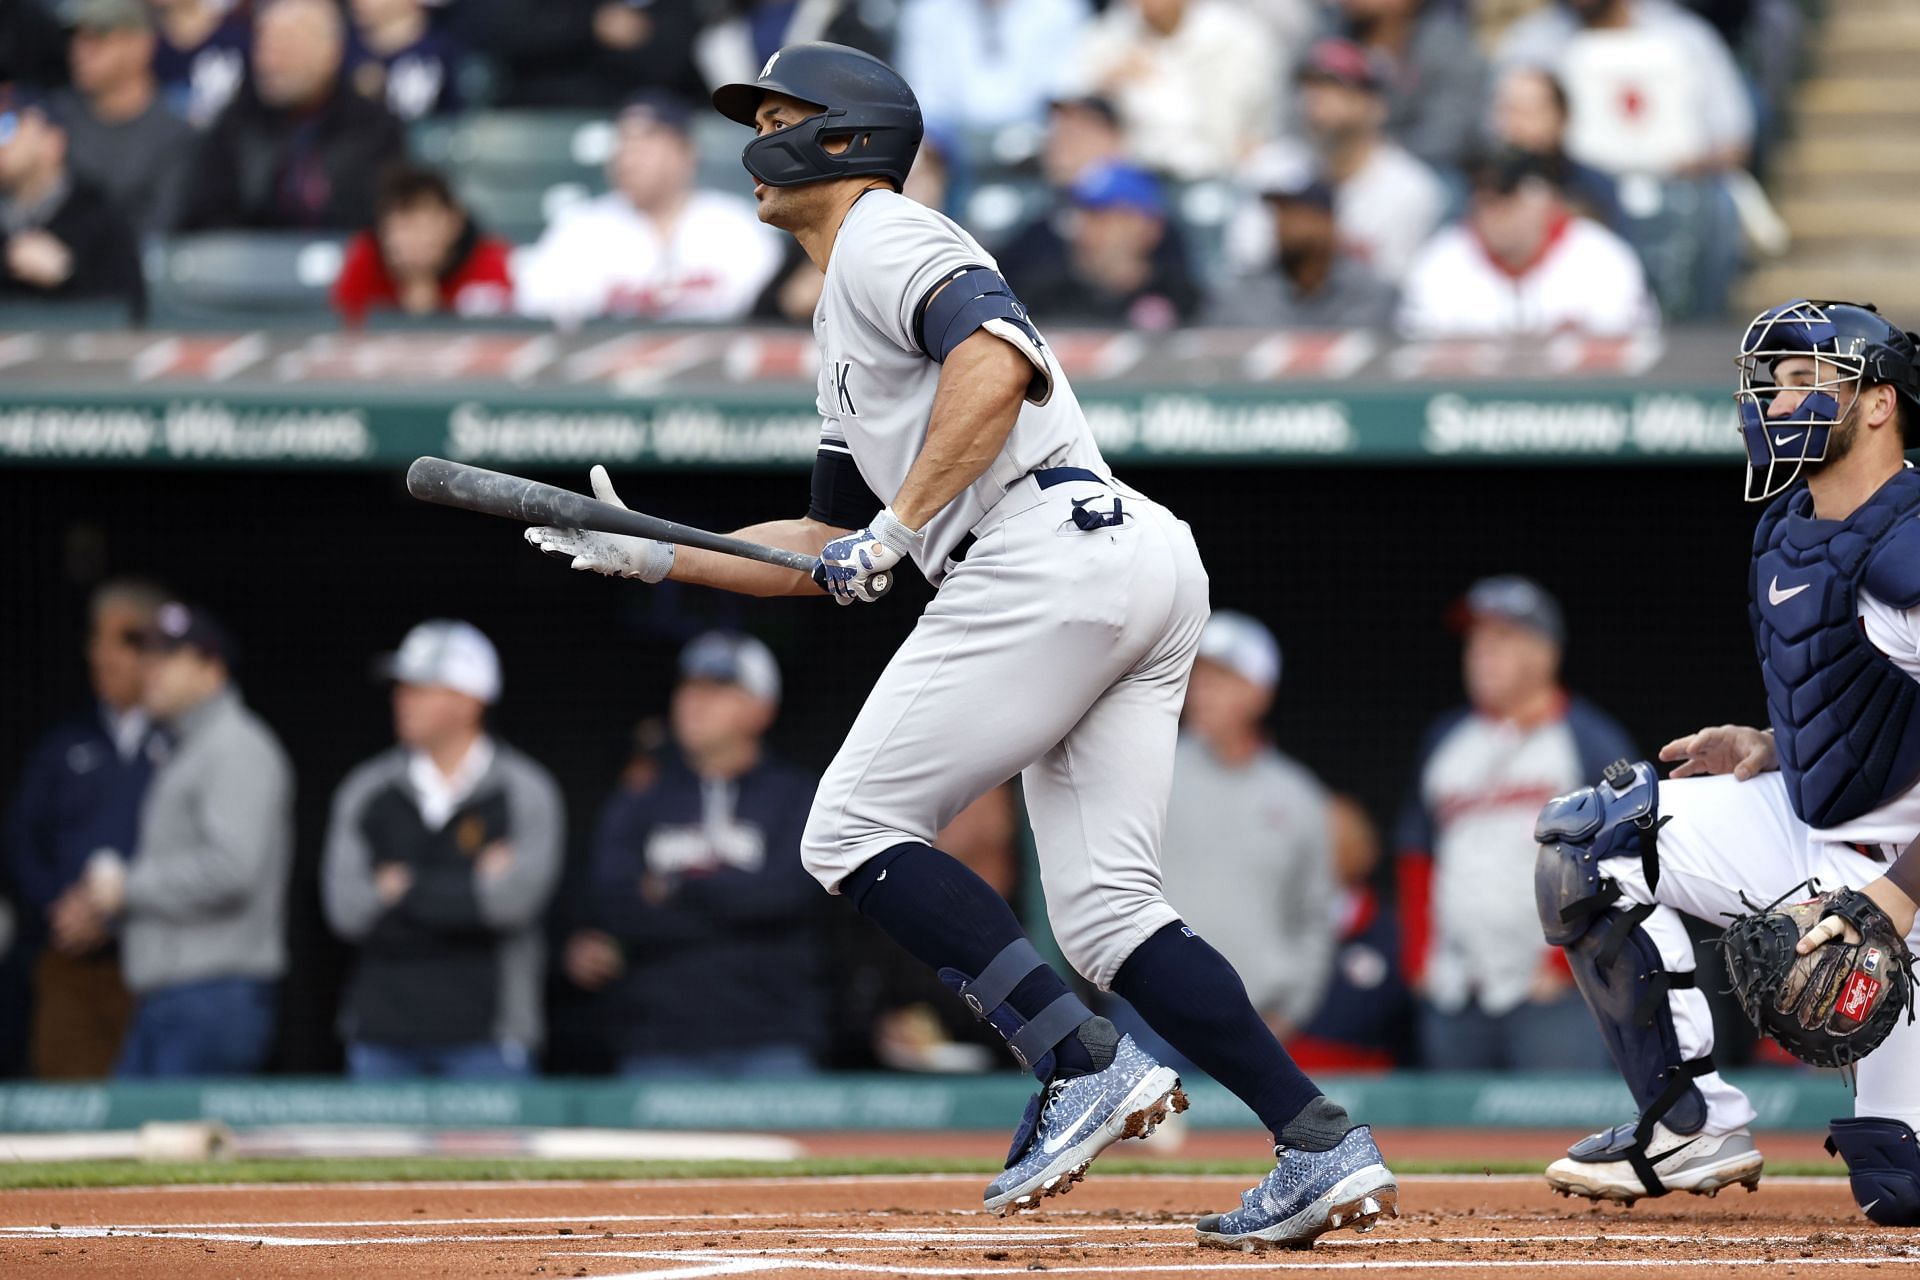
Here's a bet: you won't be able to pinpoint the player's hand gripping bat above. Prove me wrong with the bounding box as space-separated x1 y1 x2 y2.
404 457 891 597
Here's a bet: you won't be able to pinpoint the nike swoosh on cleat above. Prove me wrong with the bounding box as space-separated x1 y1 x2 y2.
1768 576 1811 607
1863 1199 1880 1216
1040 1097 1112 1154
1654 1137 1701 1165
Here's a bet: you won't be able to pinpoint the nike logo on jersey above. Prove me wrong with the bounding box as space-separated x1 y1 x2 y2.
1041 1097 1110 1153
1768 576 1811 607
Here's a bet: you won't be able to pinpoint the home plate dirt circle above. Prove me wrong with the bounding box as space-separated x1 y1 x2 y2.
2 1174 1918 1278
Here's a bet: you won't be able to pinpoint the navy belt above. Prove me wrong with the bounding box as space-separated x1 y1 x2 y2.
946 468 1109 566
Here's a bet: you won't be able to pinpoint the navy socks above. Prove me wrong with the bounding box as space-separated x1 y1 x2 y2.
843 842 1102 1081
1112 920 1344 1150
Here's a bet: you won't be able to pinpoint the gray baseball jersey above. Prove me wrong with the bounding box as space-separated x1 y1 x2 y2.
797 190 1214 990
813 190 1107 582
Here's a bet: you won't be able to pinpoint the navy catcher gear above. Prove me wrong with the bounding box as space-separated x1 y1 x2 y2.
1827 1117 1920 1226
1736 299 1920 502
1749 467 1920 828
1535 761 1713 1195
712 42 923 190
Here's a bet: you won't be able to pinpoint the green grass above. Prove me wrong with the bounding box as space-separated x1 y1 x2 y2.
0 1156 1848 1191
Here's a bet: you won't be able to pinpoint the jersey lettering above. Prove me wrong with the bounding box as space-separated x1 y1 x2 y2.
834 361 857 416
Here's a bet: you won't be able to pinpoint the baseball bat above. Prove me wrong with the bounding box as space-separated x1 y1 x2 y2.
407 457 889 594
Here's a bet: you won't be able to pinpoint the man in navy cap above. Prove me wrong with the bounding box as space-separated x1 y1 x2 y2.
1013 161 1199 331
564 631 827 1077
1396 576 1634 1071
65 602 295 1077
1205 151 1395 329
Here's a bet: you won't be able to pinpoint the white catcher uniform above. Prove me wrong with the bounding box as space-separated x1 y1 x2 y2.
797 190 1210 990
1594 587 1920 1136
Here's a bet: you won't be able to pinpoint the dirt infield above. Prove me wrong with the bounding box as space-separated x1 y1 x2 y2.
3 1169 1917 1279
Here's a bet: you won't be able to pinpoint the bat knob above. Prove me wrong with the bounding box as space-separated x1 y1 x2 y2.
869 571 892 599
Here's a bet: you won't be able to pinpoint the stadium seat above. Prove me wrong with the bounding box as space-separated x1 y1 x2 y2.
146 233 347 325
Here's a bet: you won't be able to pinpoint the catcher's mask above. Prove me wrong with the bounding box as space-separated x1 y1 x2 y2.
1735 299 1920 503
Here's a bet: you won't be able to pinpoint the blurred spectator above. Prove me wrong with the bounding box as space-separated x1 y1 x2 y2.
696 0 890 93
1012 162 1197 331
1203 164 1395 328
48 0 195 235
473 0 703 109
175 0 406 231
5 580 167 1079
1072 0 1279 181
897 0 1091 134
1330 0 1486 171
0 87 146 319
565 633 826 1077
1291 795 1413 1071
149 0 249 125
1038 93 1127 190
323 621 564 1080
864 785 1021 1072
1497 0 1752 177
74 603 293 1078
0 863 19 1078
1487 64 1623 230
1107 613 1335 1062
1397 576 1629 1071
332 165 513 326
346 0 462 121
1295 38 1446 284
1396 148 1656 338
516 94 782 326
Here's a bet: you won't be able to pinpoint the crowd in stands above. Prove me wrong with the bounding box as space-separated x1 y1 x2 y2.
5 569 1693 1081
0 0 1805 330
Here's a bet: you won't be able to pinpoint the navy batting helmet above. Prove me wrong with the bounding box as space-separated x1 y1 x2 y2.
1736 298 1920 501
711 42 923 190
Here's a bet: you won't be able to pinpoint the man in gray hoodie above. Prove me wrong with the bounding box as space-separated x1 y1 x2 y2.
65 602 294 1077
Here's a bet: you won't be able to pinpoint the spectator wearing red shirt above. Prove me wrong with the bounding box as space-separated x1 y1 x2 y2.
332 165 512 326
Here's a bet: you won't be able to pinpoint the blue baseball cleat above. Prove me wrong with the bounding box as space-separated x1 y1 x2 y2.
983 1034 1186 1214
1195 1125 1399 1251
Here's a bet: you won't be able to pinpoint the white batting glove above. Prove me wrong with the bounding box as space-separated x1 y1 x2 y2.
524 465 676 583
813 508 919 605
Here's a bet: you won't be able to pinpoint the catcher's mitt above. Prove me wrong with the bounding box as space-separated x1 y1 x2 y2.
1721 885 1915 1070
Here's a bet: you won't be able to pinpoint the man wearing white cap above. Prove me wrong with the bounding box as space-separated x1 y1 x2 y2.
321 620 564 1079
1110 612 1337 1058
564 631 826 1077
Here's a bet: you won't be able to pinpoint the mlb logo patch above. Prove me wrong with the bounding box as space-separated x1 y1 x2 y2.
1862 947 1883 976
1839 971 1882 1023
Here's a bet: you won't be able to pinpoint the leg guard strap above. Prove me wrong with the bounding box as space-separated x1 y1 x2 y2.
1628 1057 1714 1196
1827 1117 1920 1226
941 938 1094 1077
961 938 1046 1016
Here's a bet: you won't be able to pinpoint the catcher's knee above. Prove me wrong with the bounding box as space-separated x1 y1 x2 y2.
1828 1117 1920 1226
1534 759 1662 945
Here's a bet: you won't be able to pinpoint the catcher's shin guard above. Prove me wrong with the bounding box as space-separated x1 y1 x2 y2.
1535 760 1712 1193
1828 1118 1920 1225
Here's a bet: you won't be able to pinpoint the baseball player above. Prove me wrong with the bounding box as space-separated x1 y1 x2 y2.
1532 299 1920 1225
524 42 1397 1248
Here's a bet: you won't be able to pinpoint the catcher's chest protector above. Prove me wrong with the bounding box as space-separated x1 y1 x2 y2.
1750 468 1920 828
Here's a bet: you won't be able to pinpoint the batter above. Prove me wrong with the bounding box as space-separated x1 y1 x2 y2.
525 42 1397 1250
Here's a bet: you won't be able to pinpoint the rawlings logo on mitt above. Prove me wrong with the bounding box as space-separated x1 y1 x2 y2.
1721 885 1916 1070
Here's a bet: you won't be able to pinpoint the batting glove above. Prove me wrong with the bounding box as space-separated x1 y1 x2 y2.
525 465 676 583
814 508 920 605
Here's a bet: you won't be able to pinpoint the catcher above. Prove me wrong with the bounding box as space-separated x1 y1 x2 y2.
1531 299 1920 1225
